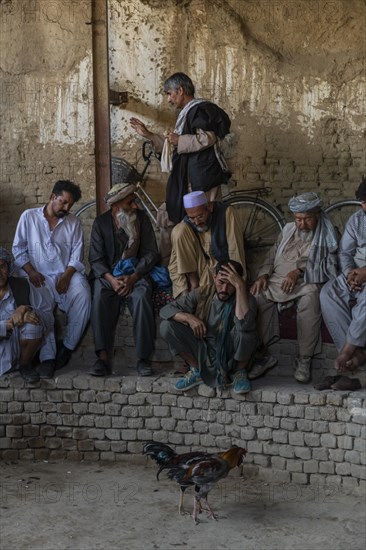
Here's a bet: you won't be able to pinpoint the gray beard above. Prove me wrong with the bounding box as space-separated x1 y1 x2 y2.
116 210 138 244
195 224 209 233
297 229 314 242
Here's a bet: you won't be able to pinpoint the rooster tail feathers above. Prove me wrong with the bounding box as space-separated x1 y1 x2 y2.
143 441 177 470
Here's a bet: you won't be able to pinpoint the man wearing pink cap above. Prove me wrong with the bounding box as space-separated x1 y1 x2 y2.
168 191 246 298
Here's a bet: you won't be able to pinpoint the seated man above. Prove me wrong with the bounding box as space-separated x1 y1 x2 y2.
320 179 366 384
89 182 160 377
160 261 258 394
250 192 338 383
168 191 246 298
0 248 53 383
12 180 91 378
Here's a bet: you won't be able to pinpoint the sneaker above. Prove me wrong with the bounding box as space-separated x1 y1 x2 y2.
248 355 278 380
19 363 40 384
294 356 312 383
38 360 55 379
232 370 251 394
175 367 202 391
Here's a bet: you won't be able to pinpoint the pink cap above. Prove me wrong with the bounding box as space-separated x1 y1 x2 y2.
183 191 207 209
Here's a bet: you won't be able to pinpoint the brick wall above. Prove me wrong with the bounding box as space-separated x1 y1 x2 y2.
0 371 365 495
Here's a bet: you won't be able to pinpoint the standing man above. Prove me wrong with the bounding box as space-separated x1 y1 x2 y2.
130 72 231 225
168 190 246 298
160 261 258 394
250 192 338 384
12 180 91 378
320 179 366 381
0 248 53 383
89 182 160 377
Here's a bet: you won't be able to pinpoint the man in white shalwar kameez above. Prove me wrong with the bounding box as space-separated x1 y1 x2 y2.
12 180 91 378
321 180 366 378
0 248 53 383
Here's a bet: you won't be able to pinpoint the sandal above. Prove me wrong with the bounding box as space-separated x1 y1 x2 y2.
313 375 342 391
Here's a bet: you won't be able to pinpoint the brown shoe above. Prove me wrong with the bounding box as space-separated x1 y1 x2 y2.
330 376 362 391
313 375 342 391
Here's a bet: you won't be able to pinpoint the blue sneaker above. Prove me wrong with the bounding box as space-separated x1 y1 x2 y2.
232 370 251 394
175 367 202 391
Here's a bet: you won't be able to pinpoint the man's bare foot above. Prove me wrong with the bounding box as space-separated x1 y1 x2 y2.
345 348 366 371
334 351 355 373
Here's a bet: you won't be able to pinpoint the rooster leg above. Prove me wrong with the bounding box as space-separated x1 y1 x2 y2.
192 496 201 524
204 497 218 521
178 489 186 515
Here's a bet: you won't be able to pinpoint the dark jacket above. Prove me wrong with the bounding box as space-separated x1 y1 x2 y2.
166 101 231 224
88 209 159 279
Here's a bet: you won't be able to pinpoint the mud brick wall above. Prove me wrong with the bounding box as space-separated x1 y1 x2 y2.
0 373 365 495
1 1 365 249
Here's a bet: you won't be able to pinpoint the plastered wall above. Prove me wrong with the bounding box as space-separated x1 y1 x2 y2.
1 0 365 249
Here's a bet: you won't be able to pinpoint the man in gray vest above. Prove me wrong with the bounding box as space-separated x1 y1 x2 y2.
0 248 53 383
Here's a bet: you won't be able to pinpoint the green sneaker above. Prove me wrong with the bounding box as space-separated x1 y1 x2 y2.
175 367 202 391
232 370 251 394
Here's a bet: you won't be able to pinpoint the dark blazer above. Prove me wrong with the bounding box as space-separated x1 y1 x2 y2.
88 209 159 279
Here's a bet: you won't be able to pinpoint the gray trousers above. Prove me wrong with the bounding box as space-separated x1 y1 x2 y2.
91 277 155 360
256 291 322 357
320 275 366 351
160 318 258 387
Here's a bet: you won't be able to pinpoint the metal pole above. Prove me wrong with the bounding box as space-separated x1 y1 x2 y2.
91 0 111 215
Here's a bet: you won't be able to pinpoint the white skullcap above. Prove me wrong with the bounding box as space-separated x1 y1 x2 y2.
183 191 208 209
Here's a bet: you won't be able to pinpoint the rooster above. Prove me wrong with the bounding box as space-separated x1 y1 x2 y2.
143 441 246 523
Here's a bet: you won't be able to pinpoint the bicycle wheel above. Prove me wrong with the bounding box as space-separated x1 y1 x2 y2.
72 200 97 270
325 200 361 236
223 195 286 282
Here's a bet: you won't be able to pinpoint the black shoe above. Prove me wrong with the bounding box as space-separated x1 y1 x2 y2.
55 344 72 370
137 359 153 377
38 360 56 379
89 359 111 377
19 363 40 384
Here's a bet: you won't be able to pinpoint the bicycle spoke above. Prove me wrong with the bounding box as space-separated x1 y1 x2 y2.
224 195 285 283
325 200 361 237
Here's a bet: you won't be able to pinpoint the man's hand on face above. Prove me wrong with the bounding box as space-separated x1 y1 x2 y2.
218 263 245 291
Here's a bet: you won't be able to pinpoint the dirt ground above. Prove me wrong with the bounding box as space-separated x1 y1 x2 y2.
0 458 365 550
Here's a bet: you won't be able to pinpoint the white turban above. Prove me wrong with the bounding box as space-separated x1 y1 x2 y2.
288 192 323 213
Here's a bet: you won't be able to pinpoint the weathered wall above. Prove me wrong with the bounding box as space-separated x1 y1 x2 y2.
1 0 365 248
0 371 365 494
